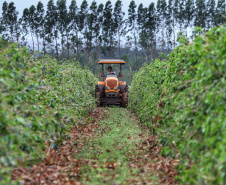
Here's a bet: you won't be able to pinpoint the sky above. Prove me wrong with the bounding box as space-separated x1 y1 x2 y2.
0 0 158 17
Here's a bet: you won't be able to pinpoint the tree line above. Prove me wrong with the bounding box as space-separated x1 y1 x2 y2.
0 0 225 71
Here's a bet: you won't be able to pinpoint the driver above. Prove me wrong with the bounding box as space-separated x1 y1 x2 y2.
108 66 115 75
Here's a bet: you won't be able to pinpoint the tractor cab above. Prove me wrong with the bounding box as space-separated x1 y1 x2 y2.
95 59 128 107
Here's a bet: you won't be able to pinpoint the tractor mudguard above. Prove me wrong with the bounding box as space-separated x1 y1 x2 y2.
98 85 105 92
119 85 126 92
97 81 105 92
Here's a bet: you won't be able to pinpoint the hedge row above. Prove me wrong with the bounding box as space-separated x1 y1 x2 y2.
129 26 226 184
0 39 97 183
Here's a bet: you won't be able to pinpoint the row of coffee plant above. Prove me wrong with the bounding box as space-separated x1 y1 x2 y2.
129 26 226 184
0 39 97 183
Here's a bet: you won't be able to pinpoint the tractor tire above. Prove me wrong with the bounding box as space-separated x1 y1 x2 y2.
95 85 103 107
122 85 128 108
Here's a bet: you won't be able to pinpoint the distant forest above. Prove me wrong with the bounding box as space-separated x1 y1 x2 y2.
0 0 225 72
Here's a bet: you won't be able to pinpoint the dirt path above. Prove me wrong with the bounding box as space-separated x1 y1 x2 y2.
12 108 178 185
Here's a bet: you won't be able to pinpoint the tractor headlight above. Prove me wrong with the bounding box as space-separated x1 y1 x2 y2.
114 87 118 90
106 86 110 90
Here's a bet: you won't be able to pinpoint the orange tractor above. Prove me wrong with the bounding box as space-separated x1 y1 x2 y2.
95 59 128 107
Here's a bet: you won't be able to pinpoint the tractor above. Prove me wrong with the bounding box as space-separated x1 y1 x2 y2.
95 59 128 107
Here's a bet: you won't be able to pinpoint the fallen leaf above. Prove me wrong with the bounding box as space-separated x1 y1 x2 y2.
105 162 117 169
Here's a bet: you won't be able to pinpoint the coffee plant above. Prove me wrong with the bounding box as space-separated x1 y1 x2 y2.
0 39 97 183
129 25 226 184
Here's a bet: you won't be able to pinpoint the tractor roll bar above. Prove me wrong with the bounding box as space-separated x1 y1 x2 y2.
98 63 123 79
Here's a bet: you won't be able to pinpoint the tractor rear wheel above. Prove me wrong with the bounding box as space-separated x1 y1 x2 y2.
95 85 103 107
122 85 128 108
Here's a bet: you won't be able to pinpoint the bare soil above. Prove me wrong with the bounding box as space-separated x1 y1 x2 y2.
12 108 178 185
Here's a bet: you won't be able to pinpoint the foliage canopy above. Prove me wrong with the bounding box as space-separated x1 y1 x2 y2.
0 39 97 183
129 25 226 184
